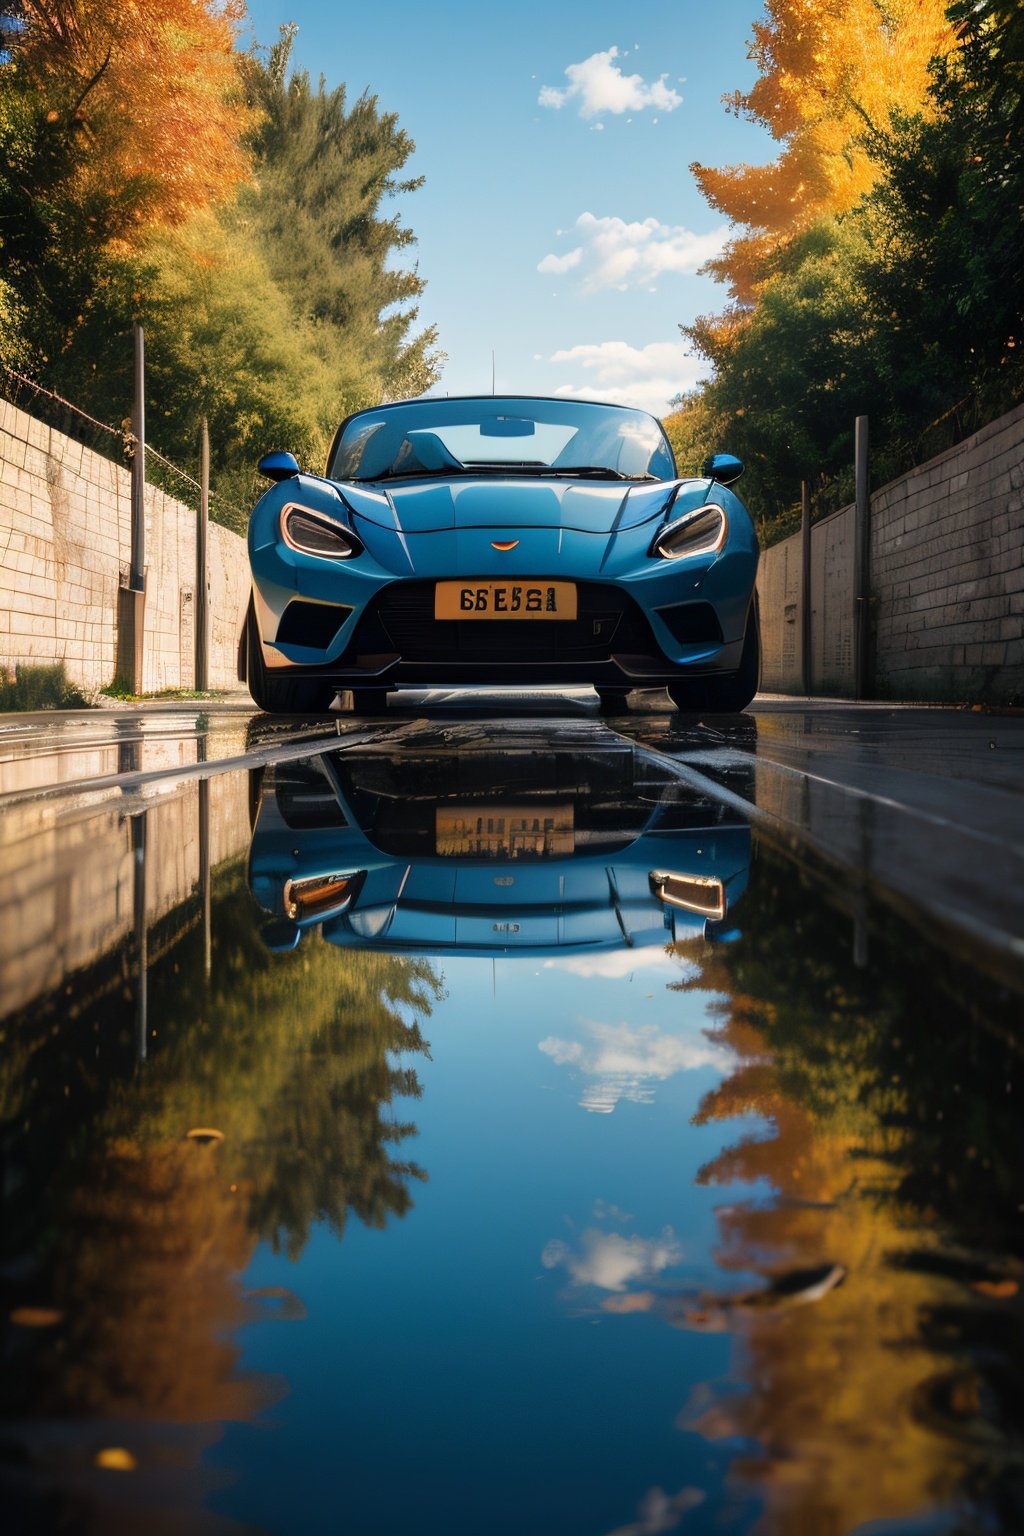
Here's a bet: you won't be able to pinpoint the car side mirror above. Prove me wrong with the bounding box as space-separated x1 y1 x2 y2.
258 450 300 482
702 452 744 486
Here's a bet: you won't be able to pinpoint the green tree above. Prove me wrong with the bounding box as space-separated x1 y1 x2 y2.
854 0 1024 448
676 219 876 523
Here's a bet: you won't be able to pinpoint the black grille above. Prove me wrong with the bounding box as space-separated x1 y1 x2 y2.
360 581 657 662
276 599 353 649
654 601 723 645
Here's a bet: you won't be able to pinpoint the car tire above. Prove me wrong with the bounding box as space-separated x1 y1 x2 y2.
245 599 338 713
595 687 632 714
668 600 761 715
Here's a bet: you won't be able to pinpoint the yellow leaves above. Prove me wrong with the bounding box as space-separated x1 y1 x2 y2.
15 0 256 249
695 0 958 303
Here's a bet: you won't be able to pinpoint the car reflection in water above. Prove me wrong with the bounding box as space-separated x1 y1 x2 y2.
248 735 751 961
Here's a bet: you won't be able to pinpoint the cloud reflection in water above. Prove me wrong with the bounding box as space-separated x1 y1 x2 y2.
539 1019 730 1113
542 1226 683 1293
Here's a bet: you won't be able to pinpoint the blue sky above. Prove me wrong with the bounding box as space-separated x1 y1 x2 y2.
243 0 774 414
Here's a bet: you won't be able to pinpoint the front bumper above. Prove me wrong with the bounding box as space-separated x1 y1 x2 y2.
251 575 750 685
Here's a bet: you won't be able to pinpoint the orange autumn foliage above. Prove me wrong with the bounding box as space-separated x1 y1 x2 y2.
693 0 957 303
13 0 253 247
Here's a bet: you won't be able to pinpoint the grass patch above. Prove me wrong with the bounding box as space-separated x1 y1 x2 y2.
99 682 229 703
0 663 96 711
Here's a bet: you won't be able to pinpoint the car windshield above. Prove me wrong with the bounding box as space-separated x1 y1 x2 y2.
328 397 676 483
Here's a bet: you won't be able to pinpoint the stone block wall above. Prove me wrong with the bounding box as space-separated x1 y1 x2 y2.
757 528 802 694
870 404 1024 700
0 397 250 693
757 401 1024 701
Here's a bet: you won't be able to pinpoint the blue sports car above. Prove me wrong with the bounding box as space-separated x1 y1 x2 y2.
245 395 759 713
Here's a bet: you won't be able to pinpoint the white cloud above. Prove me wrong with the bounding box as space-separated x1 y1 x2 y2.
537 247 584 276
538 212 728 294
546 340 705 416
538 1019 730 1113
541 1226 682 1291
539 47 682 119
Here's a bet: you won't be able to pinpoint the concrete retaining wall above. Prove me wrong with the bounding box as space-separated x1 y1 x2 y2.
757 402 1024 701
0 397 250 693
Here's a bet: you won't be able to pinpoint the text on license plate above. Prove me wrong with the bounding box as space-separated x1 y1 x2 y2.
434 580 577 620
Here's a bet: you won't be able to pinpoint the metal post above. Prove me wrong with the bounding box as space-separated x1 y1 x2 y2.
198 734 211 980
130 323 146 589
853 415 871 699
196 416 210 692
121 321 147 694
131 811 148 1064
800 479 812 696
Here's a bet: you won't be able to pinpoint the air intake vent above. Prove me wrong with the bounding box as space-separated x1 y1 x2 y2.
654 602 723 646
276 599 352 650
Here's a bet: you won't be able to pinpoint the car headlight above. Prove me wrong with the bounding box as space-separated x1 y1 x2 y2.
650 504 727 561
649 871 726 919
281 503 363 559
283 871 366 922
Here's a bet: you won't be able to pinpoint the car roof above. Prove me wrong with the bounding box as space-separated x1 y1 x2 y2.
326 395 670 476
335 393 664 426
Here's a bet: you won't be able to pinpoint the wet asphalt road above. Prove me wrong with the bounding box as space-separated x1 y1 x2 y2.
2 689 1021 984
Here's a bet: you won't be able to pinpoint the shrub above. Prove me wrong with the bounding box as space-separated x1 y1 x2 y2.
0 662 95 711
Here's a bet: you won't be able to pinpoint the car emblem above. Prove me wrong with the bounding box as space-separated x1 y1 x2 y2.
491 540 519 551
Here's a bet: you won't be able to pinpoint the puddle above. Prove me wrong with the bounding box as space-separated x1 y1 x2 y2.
0 729 1020 1534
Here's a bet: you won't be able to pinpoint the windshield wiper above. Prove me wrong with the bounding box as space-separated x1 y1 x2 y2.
350 466 478 483
461 463 661 482
542 467 661 481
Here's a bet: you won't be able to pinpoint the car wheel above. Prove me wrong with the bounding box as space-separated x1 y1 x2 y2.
245 600 337 713
595 687 632 714
668 600 761 715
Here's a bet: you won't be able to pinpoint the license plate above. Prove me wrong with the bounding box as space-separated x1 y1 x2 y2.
434 580 577 620
436 804 575 857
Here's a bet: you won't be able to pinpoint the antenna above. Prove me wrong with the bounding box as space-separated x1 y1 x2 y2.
491 351 495 395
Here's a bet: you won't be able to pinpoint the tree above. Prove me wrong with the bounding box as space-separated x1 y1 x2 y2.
135 29 444 517
674 0 1024 528
0 0 253 369
0 12 443 525
692 0 956 305
854 0 1024 442
673 220 876 519
240 27 441 410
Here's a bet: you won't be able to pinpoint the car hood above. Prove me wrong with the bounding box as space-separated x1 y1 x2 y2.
338 476 700 536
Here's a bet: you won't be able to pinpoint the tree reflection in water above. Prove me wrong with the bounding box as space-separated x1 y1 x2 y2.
660 843 1024 1536
0 857 440 1507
